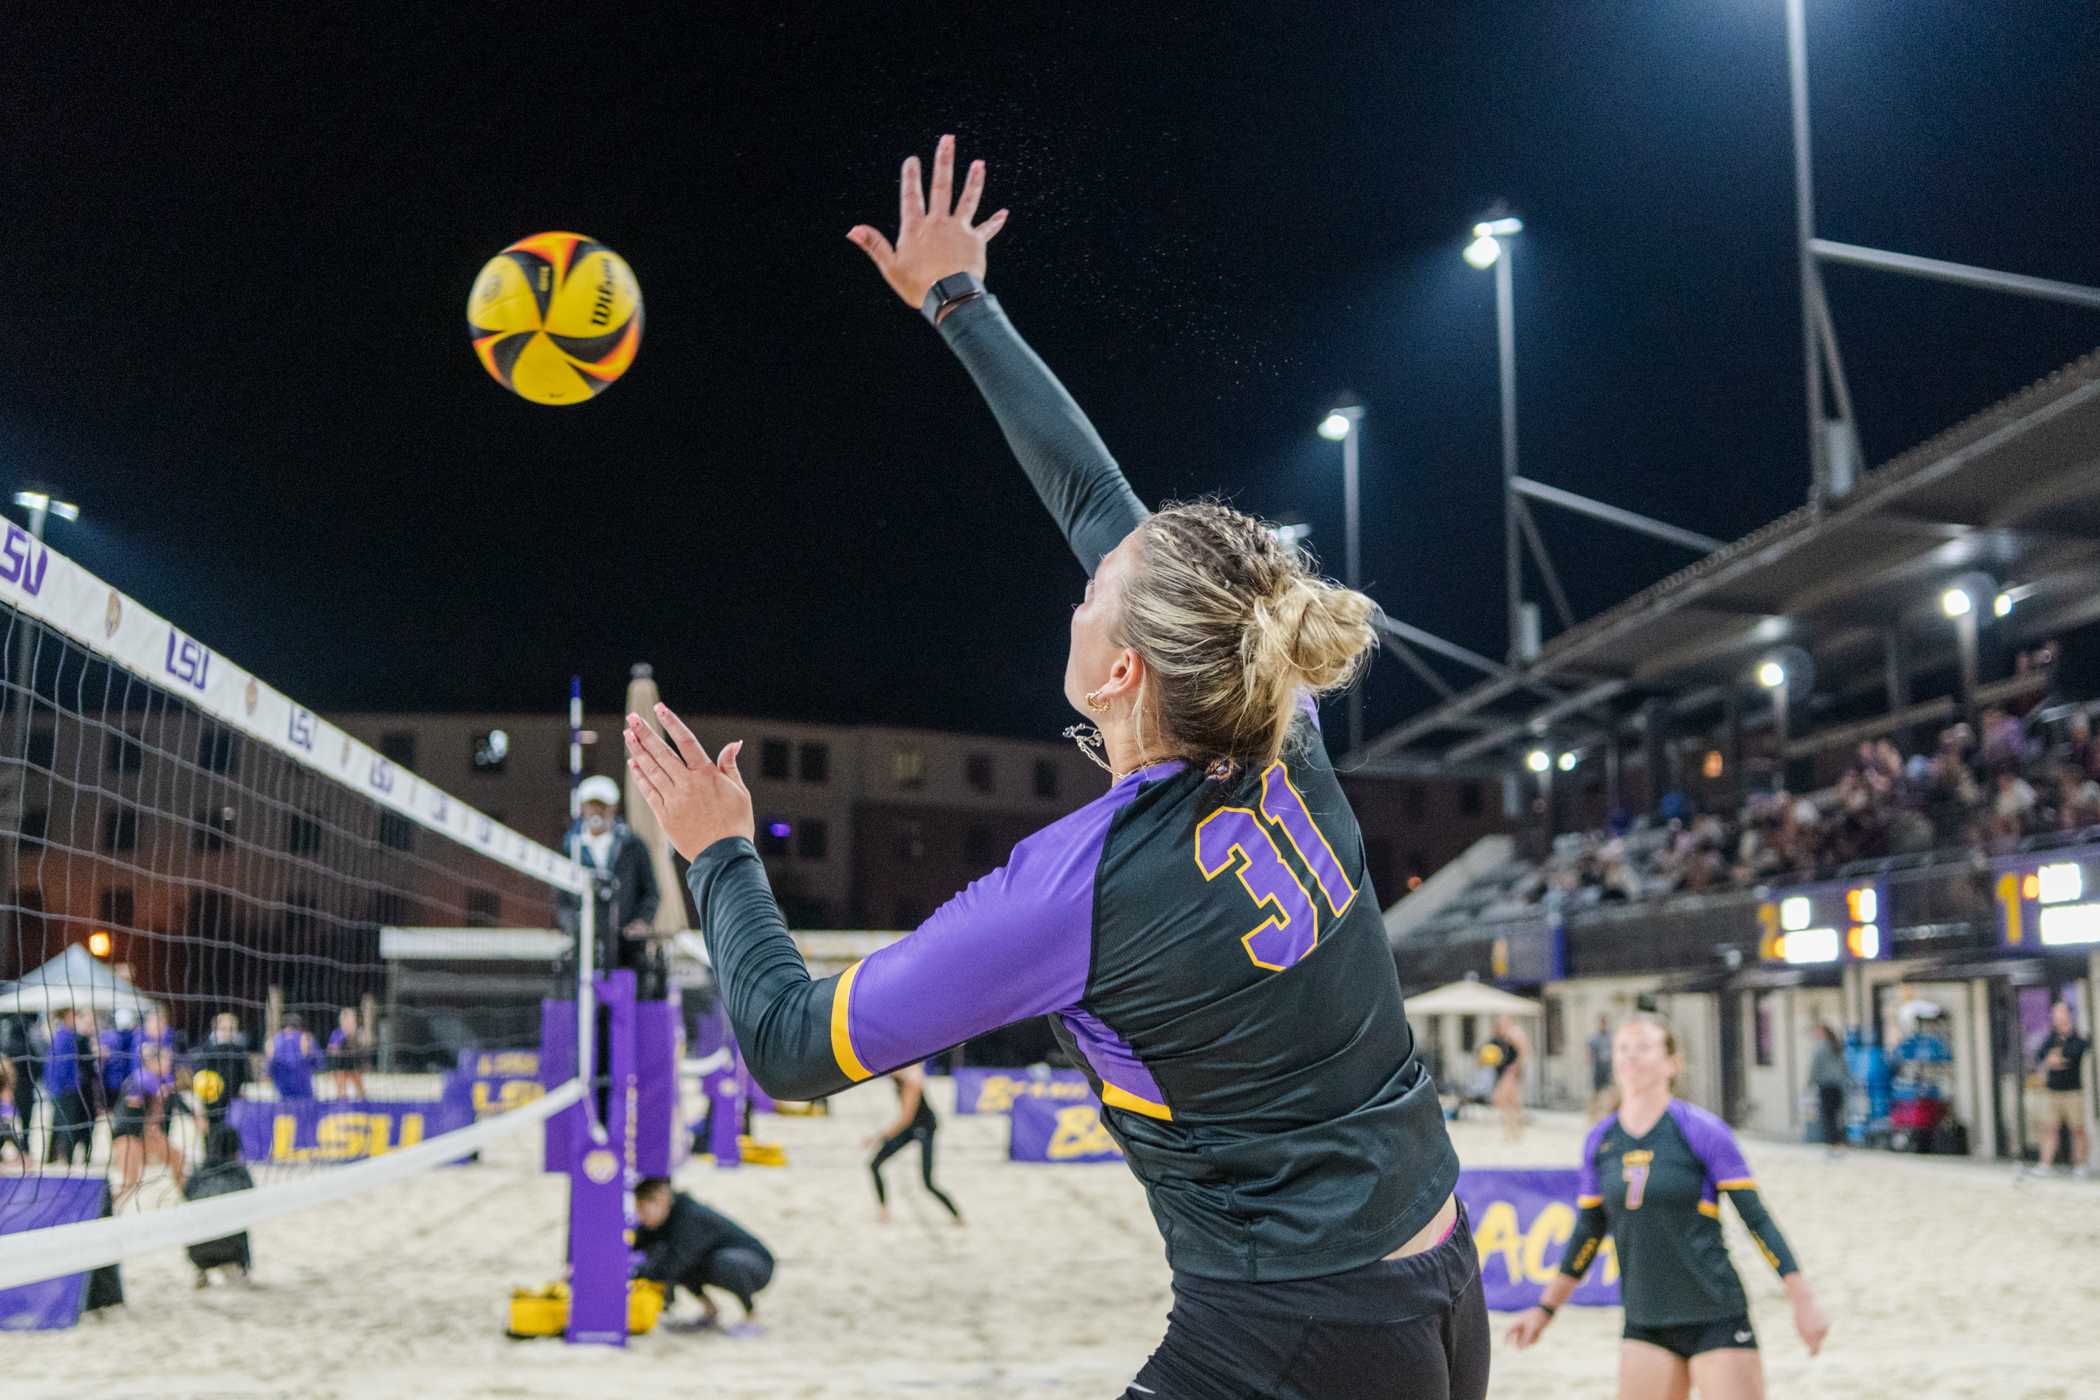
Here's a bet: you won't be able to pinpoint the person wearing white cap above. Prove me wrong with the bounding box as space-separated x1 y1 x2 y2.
560 774 667 998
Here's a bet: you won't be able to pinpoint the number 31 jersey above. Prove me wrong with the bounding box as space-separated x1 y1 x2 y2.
1048 701 1458 1283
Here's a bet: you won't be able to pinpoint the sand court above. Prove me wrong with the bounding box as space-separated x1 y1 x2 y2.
14 1080 2100 1398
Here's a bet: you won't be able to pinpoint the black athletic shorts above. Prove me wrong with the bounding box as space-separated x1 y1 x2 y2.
1123 1201 1490 1400
1623 1313 1757 1359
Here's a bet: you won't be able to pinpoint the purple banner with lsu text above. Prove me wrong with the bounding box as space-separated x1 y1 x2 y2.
953 1066 1094 1115
228 1098 473 1165
1456 1168 1619 1310
446 1047 545 1119
1009 1094 1124 1163
0 1175 108 1330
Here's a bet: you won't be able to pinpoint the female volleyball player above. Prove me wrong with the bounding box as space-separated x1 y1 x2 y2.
1505 1015 1830 1399
112 1043 186 1207
1484 1014 1527 1141
627 135 1484 1400
863 1063 962 1226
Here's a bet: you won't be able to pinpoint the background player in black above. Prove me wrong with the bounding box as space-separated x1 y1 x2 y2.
865 1063 962 1226
1484 1014 1528 1141
631 135 1484 1399
2030 1000 2090 1176
1507 1016 1829 1399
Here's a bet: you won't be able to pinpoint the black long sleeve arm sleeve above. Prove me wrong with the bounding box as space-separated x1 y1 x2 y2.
935 294 1149 575
686 838 851 1103
1557 1201 1610 1280
1720 1184 1800 1278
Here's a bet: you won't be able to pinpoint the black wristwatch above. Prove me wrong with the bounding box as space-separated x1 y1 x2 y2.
920 271 986 326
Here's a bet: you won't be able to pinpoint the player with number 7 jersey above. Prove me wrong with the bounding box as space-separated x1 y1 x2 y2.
674 137 1478 1400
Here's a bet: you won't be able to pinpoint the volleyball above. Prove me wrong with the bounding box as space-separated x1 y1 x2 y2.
1477 1043 1505 1068
466 232 643 405
192 1069 225 1104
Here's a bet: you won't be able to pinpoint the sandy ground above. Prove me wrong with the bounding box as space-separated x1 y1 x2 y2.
12 1080 2100 1399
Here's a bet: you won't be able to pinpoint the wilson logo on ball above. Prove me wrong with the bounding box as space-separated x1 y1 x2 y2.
467 232 642 405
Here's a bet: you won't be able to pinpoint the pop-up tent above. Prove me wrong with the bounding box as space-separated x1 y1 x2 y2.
0 944 159 1019
1404 980 1543 1019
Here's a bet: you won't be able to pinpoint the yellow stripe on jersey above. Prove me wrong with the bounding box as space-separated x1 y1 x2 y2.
1716 1178 1757 1191
1698 1200 1721 1218
1101 1082 1173 1121
829 961 874 1083
1577 1194 1603 1208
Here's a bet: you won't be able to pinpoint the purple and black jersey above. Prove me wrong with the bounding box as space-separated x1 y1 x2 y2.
1559 1099 1798 1327
690 292 1456 1283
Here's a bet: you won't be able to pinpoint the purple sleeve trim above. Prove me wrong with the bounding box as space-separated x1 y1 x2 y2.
1060 1007 1168 1113
1668 1099 1754 1199
841 783 1138 1076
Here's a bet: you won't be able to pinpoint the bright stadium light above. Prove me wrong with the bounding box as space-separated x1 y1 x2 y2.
1526 748 1552 773
1556 751 1578 772
1993 591 2014 618
13 491 79 522
87 930 113 959
1757 660 1787 690
1940 587 1973 619
1474 217 1524 238
1318 411 1352 441
1463 234 1502 270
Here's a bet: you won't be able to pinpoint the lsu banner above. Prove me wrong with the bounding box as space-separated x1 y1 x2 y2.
229 1099 472 1165
1457 1168 1619 1310
952 1067 1093 1115
446 1048 545 1119
0 1175 109 1330
1009 1094 1123 1163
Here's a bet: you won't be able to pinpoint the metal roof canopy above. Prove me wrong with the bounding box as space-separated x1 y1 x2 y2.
1357 347 2100 772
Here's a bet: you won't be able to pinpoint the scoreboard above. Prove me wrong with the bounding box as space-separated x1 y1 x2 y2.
1758 878 1888 965
1995 847 2100 950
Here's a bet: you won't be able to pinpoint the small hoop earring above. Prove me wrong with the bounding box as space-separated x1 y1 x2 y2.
1084 689 1110 713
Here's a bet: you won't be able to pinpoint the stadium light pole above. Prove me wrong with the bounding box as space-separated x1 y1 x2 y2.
1758 659 1790 790
1464 216 1524 661
1318 404 1366 754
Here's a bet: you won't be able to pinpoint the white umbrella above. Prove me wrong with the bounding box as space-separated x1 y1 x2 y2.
0 944 159 1018
1404 980 1543 1019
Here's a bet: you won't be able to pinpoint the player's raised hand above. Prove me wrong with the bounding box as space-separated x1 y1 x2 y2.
624 705 754 860
847 133 1010 309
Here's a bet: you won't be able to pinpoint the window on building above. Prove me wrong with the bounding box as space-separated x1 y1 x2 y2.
798 818 829 861
1754 992 1774 1067
197 725 238 774
380 731 417 769
965 752 994 793
287 811 323 856
890 820 925 862
1545 998 1565 1057
1405 783 1427 821
465 886 502 927
20 808 47 850
758 817 791 857
471 729 510 773
1460 1016 1478 1052
963 824 996 868
1034 759 1059 800
761 740 791 780
103 806 139 853
99 886 135 928
107 731 144 774
25 727 54 770
798 742 830 784
892 748 926 790
194 805 235 852
378 811 416 852
1459 783 1483 817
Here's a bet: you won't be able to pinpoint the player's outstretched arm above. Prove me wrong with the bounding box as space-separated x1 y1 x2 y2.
848 135 1148 576
631 705 1089 1102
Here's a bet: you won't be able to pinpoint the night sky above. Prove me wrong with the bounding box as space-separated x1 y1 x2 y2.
5 4 2098 747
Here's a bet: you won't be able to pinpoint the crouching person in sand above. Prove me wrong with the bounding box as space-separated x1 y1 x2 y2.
633 1176 774 1333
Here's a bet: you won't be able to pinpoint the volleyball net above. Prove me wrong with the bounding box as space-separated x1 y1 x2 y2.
0 526 593 1292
